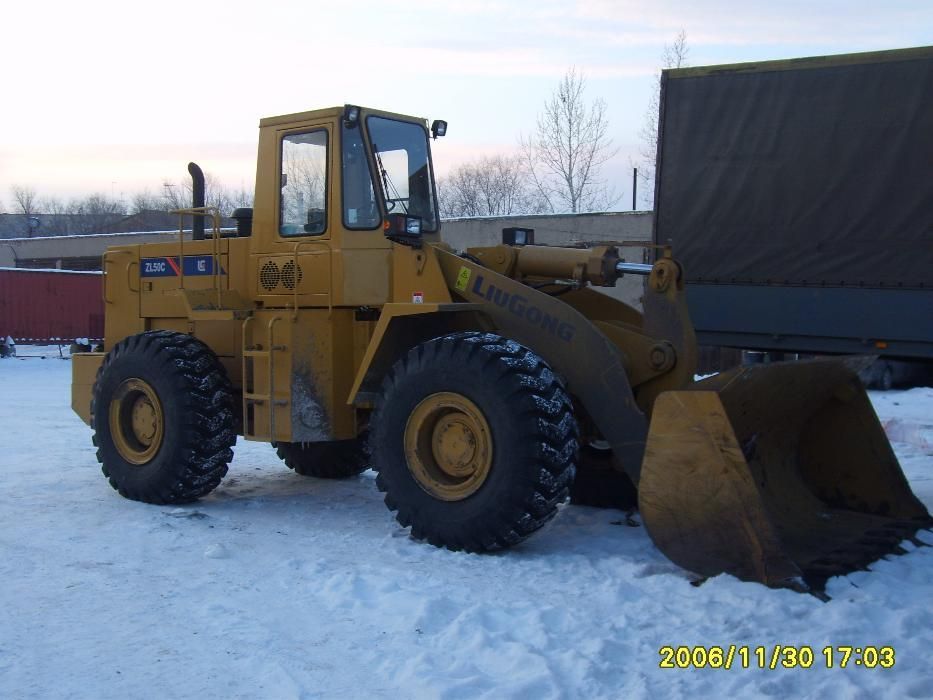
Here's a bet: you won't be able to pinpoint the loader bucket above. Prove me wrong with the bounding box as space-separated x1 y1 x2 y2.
638 358 931 590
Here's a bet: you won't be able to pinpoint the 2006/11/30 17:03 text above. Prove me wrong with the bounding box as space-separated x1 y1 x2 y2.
659 645 895 670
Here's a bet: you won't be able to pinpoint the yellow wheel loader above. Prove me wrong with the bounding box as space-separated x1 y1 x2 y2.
71 105 930 591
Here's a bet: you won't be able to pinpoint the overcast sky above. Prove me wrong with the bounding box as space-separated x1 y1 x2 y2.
1 0 930 208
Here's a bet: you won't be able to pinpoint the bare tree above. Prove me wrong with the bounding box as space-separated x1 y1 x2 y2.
39 195 67 216
521 68 618 213
637 30 689 209
161 180 191 211
10 185 40 236
438 155 547 218
129 189 165 215
439 165 481 218
4 173 253 239
67 194 126 234
6 188 124 236
205 176 254 215
37 195 71 235
225 185 254 210
160 173 254 215
10 185 38 216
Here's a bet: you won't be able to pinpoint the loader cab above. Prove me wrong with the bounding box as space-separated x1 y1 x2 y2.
251 105 441 251
248 105 443 305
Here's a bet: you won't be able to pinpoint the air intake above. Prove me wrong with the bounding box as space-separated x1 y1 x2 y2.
259 261 280 291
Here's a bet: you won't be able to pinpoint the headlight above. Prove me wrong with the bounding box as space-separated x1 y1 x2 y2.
502 227 535 246
343 105 361 128
384 213 424 246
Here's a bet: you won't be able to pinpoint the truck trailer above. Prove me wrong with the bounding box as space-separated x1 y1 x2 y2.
653 46 933 379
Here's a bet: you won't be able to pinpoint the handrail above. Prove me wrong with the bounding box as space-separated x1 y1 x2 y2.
266 315 284 440
102 249 134 304
241 314 285 441
170 206 223 306
102 252 113 304
126 260 139 292
241 315 255 436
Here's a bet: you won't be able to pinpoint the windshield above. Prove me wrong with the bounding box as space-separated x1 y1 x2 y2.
366 116 439 232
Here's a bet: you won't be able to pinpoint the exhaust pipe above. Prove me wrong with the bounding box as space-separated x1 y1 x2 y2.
188 162 205 240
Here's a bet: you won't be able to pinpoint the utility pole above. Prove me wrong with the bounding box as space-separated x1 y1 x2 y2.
632 168 637 210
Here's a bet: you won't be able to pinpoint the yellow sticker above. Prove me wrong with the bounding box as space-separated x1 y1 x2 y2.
455 266 472 292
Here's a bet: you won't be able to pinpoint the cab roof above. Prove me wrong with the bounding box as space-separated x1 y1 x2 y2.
259 105 429 128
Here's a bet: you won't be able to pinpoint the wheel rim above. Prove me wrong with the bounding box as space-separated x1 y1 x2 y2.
404 392 493 501
109 378 164 465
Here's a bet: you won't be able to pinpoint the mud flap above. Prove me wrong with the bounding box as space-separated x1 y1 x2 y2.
638 358 931 589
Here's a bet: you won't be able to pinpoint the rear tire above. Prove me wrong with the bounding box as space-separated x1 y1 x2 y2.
91 331 236 504
274 439 368 478
371 332 578 552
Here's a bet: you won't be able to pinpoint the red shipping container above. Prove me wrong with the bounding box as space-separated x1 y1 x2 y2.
0 268 104 343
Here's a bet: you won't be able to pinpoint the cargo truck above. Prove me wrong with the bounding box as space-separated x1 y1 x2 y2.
653 46 933 386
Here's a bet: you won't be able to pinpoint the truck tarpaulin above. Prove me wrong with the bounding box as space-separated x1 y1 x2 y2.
0 268 104 343
654 46 933 289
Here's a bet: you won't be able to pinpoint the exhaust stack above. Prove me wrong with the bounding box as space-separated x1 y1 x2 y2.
188 162 205 240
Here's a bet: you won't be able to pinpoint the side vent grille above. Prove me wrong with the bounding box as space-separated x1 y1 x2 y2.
281 261 304 290
260 261 280 291
259 259 304 292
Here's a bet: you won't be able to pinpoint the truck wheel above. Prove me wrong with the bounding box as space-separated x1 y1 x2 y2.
371 332 578 552
878 363 894 391
274 439 368 478
569 445 638 511
91 331 236 504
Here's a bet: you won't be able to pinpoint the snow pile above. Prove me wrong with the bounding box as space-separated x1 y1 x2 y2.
1 357 931 699
874 387 933 455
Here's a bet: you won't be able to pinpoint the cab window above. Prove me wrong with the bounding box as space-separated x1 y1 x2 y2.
342 122 380 229
280 129 328 236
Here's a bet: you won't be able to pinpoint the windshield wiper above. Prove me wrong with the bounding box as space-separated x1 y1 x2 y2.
372 143 408 214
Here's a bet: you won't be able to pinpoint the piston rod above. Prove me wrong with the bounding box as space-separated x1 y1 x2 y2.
616 262 654 276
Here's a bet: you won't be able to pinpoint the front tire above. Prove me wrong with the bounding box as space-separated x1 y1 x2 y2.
371 332 578 552
91 331 236 504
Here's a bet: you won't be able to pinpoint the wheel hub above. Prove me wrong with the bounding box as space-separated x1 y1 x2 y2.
432 415 478 476
110 378 164 465
131 395 158 443
405 392 493 501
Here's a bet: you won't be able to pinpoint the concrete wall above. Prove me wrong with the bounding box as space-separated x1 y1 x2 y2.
1 211 655 307
441 211 652 248
0 242 15 268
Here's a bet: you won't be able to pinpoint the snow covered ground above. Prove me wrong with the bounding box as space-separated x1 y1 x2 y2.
1 350 931 699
